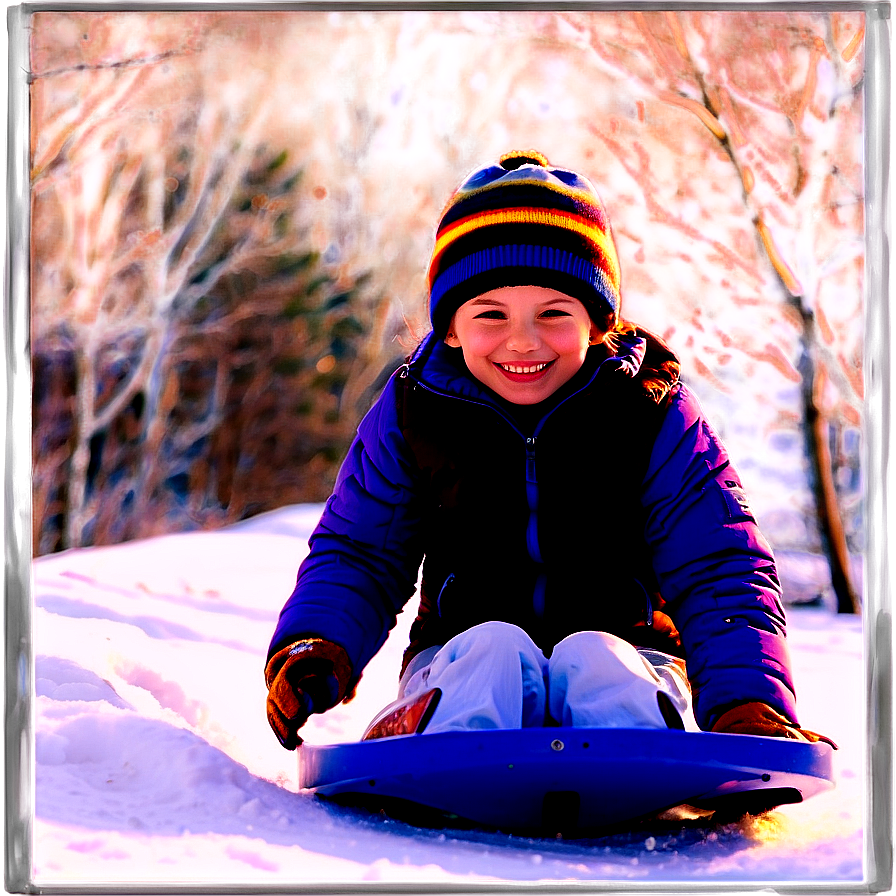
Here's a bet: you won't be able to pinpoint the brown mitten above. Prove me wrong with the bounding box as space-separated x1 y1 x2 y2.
265 639 353 750
711 701 837 749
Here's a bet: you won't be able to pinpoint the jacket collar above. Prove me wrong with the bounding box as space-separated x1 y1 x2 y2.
405 328 663 403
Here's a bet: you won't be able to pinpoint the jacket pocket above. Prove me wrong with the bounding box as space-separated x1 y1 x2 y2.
716 479 756 522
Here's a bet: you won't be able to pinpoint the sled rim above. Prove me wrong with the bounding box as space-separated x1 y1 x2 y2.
298 727 835 830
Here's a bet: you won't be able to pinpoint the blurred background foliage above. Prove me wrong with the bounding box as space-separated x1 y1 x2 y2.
29 11 865 608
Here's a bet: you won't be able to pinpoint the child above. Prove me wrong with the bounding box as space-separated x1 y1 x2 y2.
265 150 832 749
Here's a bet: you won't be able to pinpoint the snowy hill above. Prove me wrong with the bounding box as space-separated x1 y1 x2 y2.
30 504 864 887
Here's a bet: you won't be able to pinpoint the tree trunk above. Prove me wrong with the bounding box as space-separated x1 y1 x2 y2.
132 325 175 513
796 308 861 613
65 343 96 550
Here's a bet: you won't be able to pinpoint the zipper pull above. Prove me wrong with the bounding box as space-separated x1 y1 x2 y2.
642 582 655 627
525 437 537 484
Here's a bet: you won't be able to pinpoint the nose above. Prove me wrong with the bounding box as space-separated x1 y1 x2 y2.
505 318 541 353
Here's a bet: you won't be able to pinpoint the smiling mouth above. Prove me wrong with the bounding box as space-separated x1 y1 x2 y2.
496 361 554 375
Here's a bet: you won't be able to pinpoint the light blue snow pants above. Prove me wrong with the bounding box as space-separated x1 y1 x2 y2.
397 621 697 733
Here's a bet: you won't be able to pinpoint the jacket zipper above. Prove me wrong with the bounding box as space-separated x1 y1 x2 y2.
635 579 654 627
436 573 455 616
524 436 542 565
401 349 638 621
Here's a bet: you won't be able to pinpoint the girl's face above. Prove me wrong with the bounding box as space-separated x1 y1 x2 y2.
445 286 602 405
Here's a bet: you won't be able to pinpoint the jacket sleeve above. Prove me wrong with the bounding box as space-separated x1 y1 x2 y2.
641 383 798 731
267 374 424 679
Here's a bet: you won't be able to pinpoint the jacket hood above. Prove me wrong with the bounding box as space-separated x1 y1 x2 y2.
404 326 680 412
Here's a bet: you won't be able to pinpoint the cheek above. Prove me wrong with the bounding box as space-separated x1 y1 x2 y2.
459 328 499 358
553 328 591 359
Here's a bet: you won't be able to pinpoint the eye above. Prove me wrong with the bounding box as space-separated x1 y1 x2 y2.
473 309 506 320
540 308 571 319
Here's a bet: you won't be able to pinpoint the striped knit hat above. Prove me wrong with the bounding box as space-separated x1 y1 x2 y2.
428 150 621 337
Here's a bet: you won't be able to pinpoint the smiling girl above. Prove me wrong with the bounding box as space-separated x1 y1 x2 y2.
265 151 832 749
444 287 600 405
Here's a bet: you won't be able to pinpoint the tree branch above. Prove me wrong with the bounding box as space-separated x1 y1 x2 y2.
30 48 192 83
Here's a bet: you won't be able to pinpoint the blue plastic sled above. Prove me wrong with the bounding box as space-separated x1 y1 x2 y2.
299 728 835 831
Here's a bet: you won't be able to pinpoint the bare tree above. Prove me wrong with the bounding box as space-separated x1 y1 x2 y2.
31 14 381 551
549 11 864 611
33 68 253 543
683 13 862 614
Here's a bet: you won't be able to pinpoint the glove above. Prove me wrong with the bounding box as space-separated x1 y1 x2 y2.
265 638 353 750
711 701 838 748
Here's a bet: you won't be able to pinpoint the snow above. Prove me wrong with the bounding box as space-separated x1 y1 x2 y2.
31 503 865 887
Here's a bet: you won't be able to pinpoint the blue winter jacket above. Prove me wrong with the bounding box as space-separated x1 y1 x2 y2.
269 330 797 731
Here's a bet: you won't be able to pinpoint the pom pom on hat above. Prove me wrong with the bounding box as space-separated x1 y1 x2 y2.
498 149 551 169
428 151 621 336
